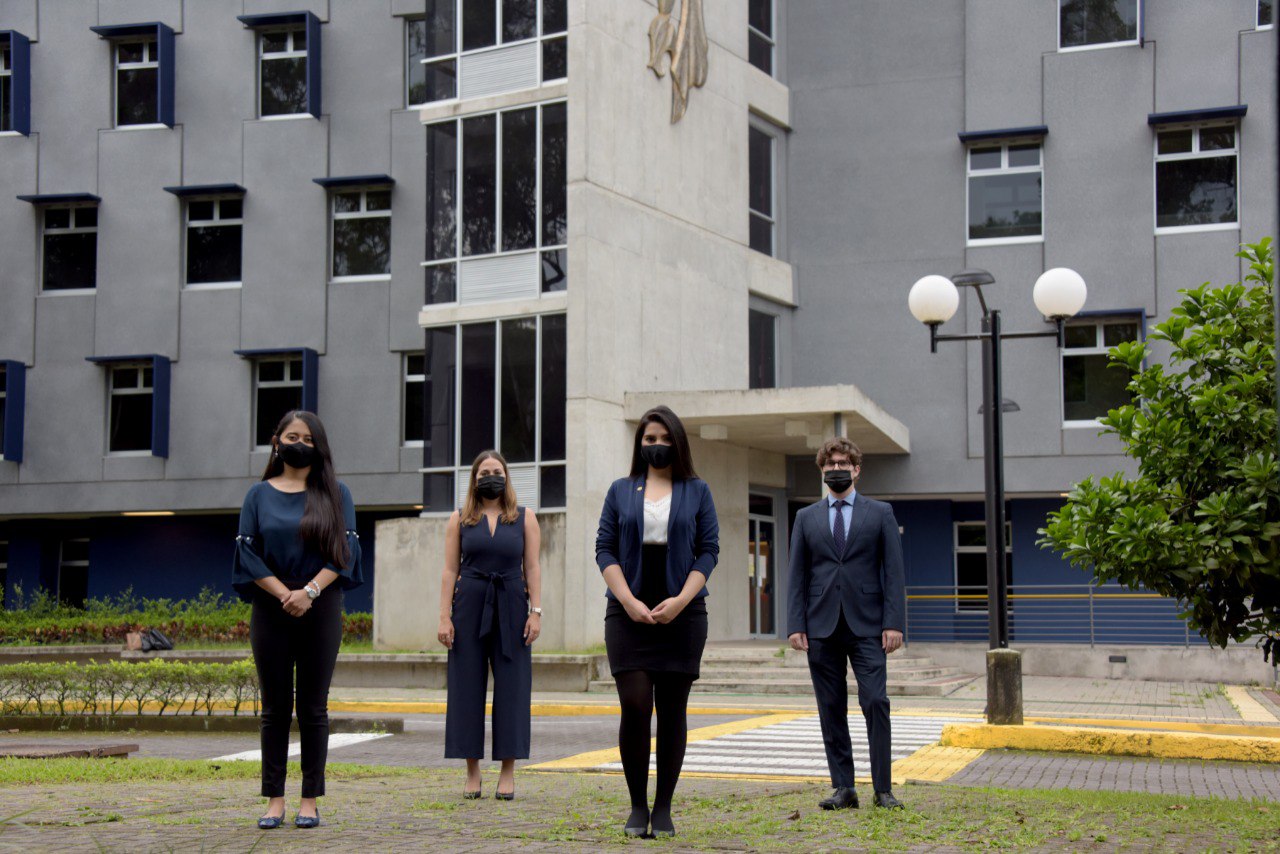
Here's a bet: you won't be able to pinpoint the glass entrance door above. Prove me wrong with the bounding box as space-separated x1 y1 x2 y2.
748 496 777 636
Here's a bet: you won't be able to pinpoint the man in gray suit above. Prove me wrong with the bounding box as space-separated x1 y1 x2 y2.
787 438 906 810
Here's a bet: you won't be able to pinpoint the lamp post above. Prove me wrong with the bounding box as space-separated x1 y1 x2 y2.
908 267 1087 724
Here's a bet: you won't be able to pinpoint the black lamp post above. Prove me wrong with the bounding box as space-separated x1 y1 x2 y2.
909 266 1087 722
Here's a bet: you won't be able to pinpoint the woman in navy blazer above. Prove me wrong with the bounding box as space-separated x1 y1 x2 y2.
595 405 719 839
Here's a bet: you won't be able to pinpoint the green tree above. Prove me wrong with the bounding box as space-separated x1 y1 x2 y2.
1040 239 1279 659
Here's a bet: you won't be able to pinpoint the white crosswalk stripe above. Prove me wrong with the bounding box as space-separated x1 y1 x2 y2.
211 732 392 762
597 714 971 778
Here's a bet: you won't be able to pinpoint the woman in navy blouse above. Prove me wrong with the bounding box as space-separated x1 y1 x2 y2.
232 410 362 830
595 406 719 838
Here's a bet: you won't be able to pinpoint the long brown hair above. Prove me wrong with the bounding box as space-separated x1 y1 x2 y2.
260 410 350 569
629 405 698 480
459 449 520 526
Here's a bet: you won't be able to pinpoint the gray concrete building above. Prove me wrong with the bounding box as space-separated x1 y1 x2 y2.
0 1 1275 650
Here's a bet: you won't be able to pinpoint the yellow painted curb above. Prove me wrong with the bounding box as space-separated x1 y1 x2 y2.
892 744 986 783
327 701 807 716
1024 716 1280 738
940 723 1280 763
1223 686 1280 723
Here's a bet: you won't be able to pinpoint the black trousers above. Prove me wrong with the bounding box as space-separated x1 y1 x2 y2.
805 613 892 791
249 584 344 798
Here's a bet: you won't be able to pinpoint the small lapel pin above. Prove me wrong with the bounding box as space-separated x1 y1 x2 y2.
636 485 643 491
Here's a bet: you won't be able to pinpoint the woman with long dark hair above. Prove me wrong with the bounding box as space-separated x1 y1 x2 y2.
595 406 719 838
438 450 542 800
232 410 362 830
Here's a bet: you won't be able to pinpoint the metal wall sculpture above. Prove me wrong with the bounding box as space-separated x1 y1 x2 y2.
647 0 708 123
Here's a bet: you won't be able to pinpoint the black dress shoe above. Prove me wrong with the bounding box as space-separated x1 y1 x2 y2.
623 806 650 838
819 787 859 810
873 791 904 809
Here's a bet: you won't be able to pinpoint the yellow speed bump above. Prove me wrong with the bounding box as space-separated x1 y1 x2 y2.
940 723 1280 763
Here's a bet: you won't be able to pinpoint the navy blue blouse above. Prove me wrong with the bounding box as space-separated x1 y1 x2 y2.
232 480 363 602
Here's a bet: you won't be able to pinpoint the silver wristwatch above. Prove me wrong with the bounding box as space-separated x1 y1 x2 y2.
305 582 321 600
528 606 543 616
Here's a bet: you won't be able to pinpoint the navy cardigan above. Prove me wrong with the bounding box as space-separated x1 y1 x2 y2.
595 476 719 600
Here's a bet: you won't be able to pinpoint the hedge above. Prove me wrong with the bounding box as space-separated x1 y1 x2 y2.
0 586 372 646
0 660 260 716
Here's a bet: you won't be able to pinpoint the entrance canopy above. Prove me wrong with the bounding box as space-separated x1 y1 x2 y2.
624 385 910 456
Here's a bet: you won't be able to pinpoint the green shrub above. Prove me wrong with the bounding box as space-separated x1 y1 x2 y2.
0 660 261 716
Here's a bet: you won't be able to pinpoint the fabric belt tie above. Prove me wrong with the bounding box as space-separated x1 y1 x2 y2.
461 566 524 661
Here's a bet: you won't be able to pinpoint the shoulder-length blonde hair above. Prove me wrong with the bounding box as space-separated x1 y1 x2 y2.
459 449 520 527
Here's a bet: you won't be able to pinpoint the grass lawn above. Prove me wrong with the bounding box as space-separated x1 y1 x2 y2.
0 760 1274 850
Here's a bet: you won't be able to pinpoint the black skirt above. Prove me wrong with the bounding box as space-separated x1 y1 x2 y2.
605 544 709 678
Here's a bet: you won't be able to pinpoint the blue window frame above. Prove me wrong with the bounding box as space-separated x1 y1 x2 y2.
89 22 176 128
85 354 171 457
0 31 31 135
234 347 319 447
0 361 25 463
237 11 322 119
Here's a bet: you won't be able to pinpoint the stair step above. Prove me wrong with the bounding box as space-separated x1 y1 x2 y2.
698 666 962 682
586 674 977 697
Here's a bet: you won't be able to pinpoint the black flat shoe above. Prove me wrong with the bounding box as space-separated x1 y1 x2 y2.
294 809 320 829
873 791 905 810
819 787 859 811
624 806 649 838
257 813 284 830
650 808 675 838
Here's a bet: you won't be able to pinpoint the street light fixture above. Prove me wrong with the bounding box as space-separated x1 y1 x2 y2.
907 266 1087 724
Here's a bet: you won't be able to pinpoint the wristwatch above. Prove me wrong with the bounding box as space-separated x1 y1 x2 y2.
305 582 321 600
528 606 543 616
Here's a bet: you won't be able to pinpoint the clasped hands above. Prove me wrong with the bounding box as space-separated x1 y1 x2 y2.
622 595 687 625
278 589 313 617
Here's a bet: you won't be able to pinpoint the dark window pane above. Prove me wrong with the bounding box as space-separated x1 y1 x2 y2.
1103 321 1139 347
58 559 89 609
543 0 567 34
1059 0 1138 48
1064 353 1133 420
118 42 145 63
45 208 70 229
542 36 567 80
1200 126 1234 151
748 309 777 389
0 77 9 133
427 122 458 261
111 367 137 389
413 59 457 104
541 248 567 292
409 14 457 104
221 198 243 219
539 314 566 461
462 0 497 50
1063 325 1097 348
189 200 215 221
142 367 153 388
462 115 496 256
261 56 307 116
262 31 288 53
541 102 567 246
501 108 537 251
748 127 772 215
258 360 285 382
426 263 457 304
110 392 153 452
367 191 391 211
257 385 303 446
407 354 426 375
539 465 565 507
968 173 1042 240
333 217 391 277
503 0 537 42
334 192 361 214
293 26 306 50
425 326 457 467
117 66 158 125
749 494 773 516
969 146 1001 170
187 224 242 284
459 322 495 461
748 32 772 75
405 375 425 444
425 1 457 56
284 357 302 381
423 471 456 512
62 539 90 563
1263 0 1274 26
1155 156 1237 228
749 213 773 255
500 317 537 462
76 207 97 228
1008 144 1040 167
43 232 97 290
1157 130 1193 155
749 0 772 35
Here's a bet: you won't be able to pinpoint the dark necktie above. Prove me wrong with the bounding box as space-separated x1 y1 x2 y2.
832 499 848 554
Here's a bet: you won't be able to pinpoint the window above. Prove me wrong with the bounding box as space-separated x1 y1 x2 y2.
0 360 22 463
748 309 777 389
1154 124 1238 232
254 356 304 447
748 0 774 75
424 101 567 303
749 126 774 255
408 0 566 105
0 31 30 135
108 363 154 453
422 313 566 511
404 352 426 446
114 39 158 125
331 189 391 280
259 27 307 116
42 206 98 291
0 540 7 604
58 539 89 609
0 40 10 131
954 522 1012 613
1063 317 1140 424
0 365 6 457
967 141 1042 244
1260 1 1273 28
1059 0 1139 50
186 197 243 286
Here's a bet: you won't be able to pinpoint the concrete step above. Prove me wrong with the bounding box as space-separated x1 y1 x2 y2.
698 665 963 682
586 673 977 697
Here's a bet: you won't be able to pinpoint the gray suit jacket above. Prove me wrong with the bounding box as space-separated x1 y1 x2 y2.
786 495 906 639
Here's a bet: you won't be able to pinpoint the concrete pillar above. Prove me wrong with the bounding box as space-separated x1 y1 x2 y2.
986 648 1023 725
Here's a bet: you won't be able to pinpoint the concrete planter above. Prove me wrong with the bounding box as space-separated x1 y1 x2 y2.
0 715 403 733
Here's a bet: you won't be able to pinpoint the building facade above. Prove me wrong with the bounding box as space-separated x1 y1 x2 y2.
0 1 1275 648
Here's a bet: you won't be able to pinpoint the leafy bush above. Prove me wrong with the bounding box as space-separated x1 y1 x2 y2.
0 660 261 716
0 586 372 646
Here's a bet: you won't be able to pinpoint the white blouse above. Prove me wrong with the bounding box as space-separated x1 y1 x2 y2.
643 494 671 545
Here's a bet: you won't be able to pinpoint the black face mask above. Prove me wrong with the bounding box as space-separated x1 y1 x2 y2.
278 441 317 469
476 475 506 499
641 443 674 470
823 470 854 494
